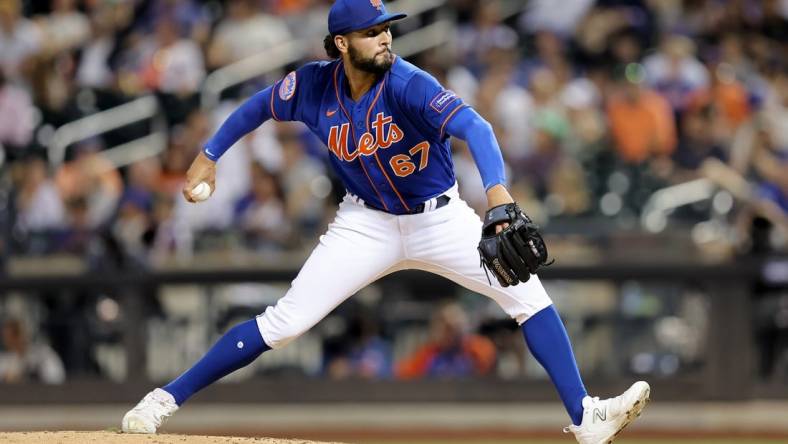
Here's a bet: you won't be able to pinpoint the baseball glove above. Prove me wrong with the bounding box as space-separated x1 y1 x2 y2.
478 203 552 287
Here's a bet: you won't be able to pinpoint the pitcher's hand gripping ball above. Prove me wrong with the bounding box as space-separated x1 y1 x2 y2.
478 203 552 287
190 182 212 202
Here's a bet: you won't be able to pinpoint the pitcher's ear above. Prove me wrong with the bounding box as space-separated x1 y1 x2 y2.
335 35 349 54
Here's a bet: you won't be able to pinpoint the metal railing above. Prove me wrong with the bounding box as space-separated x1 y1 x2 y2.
200 0 450 109
394 19 454 58
498 0 529 20
640 178 717 233
47 95 165 168
45 0 451 171
200 39 308 110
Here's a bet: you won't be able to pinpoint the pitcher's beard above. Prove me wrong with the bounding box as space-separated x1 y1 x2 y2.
348 46 393 75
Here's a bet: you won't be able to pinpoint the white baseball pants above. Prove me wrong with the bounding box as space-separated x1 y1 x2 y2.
256 184 553 349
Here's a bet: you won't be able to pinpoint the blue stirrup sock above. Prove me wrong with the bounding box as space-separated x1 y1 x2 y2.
163 319 270 405
522 305 588 425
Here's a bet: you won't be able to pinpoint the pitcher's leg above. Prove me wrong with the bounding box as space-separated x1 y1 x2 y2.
169 203 399 398
123 201 402 433
406 200 552 322
257 202 403 350
407 199 586 425
163 319 268 405
122 318 268 433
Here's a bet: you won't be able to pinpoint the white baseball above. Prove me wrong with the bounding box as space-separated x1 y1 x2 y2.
190 182 212 202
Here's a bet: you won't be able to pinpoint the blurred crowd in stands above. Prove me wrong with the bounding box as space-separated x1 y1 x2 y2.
1 0 788 384
0 0 786 269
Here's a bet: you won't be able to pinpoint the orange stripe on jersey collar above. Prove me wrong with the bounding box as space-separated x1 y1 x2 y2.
366 75 410 212
333 62 389 211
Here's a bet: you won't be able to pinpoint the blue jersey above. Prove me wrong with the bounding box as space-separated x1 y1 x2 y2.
268 57 467 215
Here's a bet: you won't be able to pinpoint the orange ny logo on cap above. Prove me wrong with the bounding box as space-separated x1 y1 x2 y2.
370 0 383 10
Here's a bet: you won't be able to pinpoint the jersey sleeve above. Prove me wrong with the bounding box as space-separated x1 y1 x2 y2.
401 70 467 139
445 107 506 191
269 61 326 126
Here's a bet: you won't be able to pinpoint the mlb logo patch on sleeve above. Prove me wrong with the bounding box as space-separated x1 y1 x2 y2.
279 71 297 101
430 90 458 113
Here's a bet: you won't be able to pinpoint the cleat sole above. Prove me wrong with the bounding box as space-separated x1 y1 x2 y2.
600 383 650 444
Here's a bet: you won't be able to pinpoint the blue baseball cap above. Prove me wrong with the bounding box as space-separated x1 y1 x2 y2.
328 0 407 35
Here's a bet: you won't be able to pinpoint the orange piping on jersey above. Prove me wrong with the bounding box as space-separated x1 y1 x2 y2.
367 76 411 212
439 104 467 138
365 81 385 130
270 80 281 121
333 62 389 211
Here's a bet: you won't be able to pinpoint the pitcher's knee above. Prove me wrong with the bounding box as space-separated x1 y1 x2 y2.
502 275 553 325
255 307 312 350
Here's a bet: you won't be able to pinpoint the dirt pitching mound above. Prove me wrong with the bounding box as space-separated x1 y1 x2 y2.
0 432 346 444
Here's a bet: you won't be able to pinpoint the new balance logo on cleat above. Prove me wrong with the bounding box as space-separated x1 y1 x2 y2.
593 407 607 423
564 381 650 444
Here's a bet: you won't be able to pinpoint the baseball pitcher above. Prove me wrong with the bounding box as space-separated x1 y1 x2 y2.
122 1 650 442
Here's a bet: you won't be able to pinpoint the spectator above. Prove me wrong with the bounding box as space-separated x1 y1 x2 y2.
396 303 496 379
207 0 292 69
452 138 487 215
474 49 534 163
0 318 66 384
0 0 785 267
643 35 709 112
531 111 590 216
140 18 204 95
760 67 788 153
519 110 570 198
35 0 90 55
699 62 751 131
455 1 519 74
75 6 121 91
112 158 160 260
528 66 564 114
0 71 34 149
12 152 65 231
716 33 764 93
275 122 329 235
273 0 331 42
140 18 205 123
749 126 788 217
59 195 93 254
518 0 595 38
144 0 211 45
54 141 123 229
606 69 677 165
158 136 192 196
560 77 606 157
521 31 573 85
0 0 42 81
573 3 653 67
324 313 392 380
607 28 644 68
234 161 289 250
148 192 179 263
672 101 727 181
113 190 153 262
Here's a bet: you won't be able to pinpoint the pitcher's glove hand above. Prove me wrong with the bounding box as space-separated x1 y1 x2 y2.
478 203 552 287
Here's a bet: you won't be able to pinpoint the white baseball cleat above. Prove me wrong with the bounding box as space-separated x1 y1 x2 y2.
121 388 179 434
564 380 651 444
